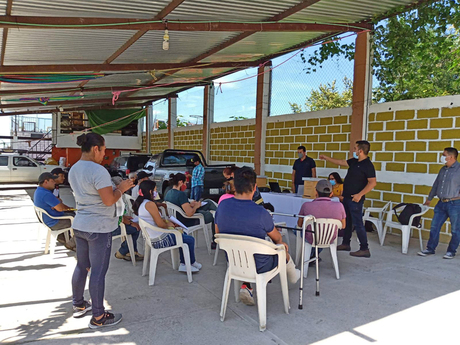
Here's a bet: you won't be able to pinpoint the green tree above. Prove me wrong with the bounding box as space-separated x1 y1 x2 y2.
157 115 189 129
290 78 352 112
229 115 249 121
300 0 460 103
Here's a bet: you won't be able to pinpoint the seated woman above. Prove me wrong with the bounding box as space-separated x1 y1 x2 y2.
218 180 236 204
111 176 143 262
328 172 344 202
133 180 202 273
164 173 217 247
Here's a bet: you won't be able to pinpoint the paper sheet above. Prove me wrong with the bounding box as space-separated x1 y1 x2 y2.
169 216 190 234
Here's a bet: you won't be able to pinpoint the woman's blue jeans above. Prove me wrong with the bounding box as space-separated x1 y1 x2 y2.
427 199 460 254
72 229 112 318
153 233 195 264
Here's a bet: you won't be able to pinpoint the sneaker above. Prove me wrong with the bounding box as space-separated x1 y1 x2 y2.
73 300 92 318
88 311 122 330
443 252 455 259
337 244 351 251
239 285 255 306
192 261 202 270
417 249 435 257
350 249 371 258
178 263 199 273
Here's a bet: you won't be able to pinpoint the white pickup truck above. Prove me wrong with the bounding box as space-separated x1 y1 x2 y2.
0 153 60 183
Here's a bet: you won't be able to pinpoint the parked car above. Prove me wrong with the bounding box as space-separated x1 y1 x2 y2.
109 153 152 178
142 149 234 200
0 152 60 183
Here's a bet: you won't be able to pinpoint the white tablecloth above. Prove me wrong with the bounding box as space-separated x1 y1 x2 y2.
261 192 313 228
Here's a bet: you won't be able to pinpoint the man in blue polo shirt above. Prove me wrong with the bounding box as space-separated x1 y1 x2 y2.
34 172 73 230
292 145 316 193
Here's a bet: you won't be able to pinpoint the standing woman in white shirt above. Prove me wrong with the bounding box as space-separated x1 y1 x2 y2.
69 133 133 329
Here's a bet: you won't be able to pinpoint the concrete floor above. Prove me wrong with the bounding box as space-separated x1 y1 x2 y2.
0 186 458 345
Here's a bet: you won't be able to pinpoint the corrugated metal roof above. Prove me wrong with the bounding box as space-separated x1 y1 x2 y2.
202 32 324 63
0 0 422 112
114 31 241 64
284 0 416 23
4 29 135 65
166 0 301 21
11 0 172 18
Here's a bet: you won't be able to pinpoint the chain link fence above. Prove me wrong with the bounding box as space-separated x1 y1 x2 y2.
270 34 355 117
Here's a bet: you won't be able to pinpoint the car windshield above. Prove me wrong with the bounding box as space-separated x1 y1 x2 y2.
162 152 199 166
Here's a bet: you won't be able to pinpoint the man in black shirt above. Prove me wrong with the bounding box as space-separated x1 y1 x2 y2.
319 140 377 257
292 146 316 193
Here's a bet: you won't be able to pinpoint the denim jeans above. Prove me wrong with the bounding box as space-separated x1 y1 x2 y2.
342 197 368 250
427 199 460 254
197 199 217 236
191 185 203 201
72 230 113 317
152 233 195 264
111 224 139 256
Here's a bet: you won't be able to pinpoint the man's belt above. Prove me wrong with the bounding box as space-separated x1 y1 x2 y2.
441 196 460 202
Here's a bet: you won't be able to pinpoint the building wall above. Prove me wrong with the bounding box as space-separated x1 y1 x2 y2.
144 94 460 243
209 119 255 164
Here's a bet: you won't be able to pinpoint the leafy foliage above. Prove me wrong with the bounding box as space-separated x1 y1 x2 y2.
300 0 460 103
157 115 189 129
229 115 249 121
290 77 353 113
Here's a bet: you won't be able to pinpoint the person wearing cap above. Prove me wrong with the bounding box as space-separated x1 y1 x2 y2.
131 171 152 199
191 157 205 201
34 172 74 231
297 180 346 263
51 167 66 199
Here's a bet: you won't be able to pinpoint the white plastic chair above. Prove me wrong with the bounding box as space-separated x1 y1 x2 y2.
112 223 136 266
138 218 193 285
34 206 74 255
166 201 212 255
300 218 342 279
363 201 391 246
214 223 291 266
382 204 429 254
215 233 289 332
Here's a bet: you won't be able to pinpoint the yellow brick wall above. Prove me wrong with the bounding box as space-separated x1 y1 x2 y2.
366 106 460 241
174 128 203 151
264 114 351 189
209 123 255 164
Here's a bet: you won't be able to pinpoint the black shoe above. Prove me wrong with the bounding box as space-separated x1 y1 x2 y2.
211 242 217 250
88 312 122 329
337 244 351 251
73 300 92 318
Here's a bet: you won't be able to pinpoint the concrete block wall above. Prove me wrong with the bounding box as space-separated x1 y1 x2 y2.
209 119 255 164
264 108 352 189
143 95 460 243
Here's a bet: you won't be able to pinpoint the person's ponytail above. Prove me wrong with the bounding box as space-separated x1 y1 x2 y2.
132 180 157 215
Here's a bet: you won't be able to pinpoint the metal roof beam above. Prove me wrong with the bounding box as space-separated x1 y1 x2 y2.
0 17 372 32
0 82 209 97
0 61 259 73
0 95 164 110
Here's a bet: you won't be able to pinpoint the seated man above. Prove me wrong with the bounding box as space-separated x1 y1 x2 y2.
297 180 346 264
50 167 66 199
111 176 143 262
34 172 75 250
215 166 300 306
131 171 152 199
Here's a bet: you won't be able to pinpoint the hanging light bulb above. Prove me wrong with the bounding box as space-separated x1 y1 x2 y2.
162 29 169 51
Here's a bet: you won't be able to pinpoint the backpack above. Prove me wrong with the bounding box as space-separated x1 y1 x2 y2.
392 203 422 227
